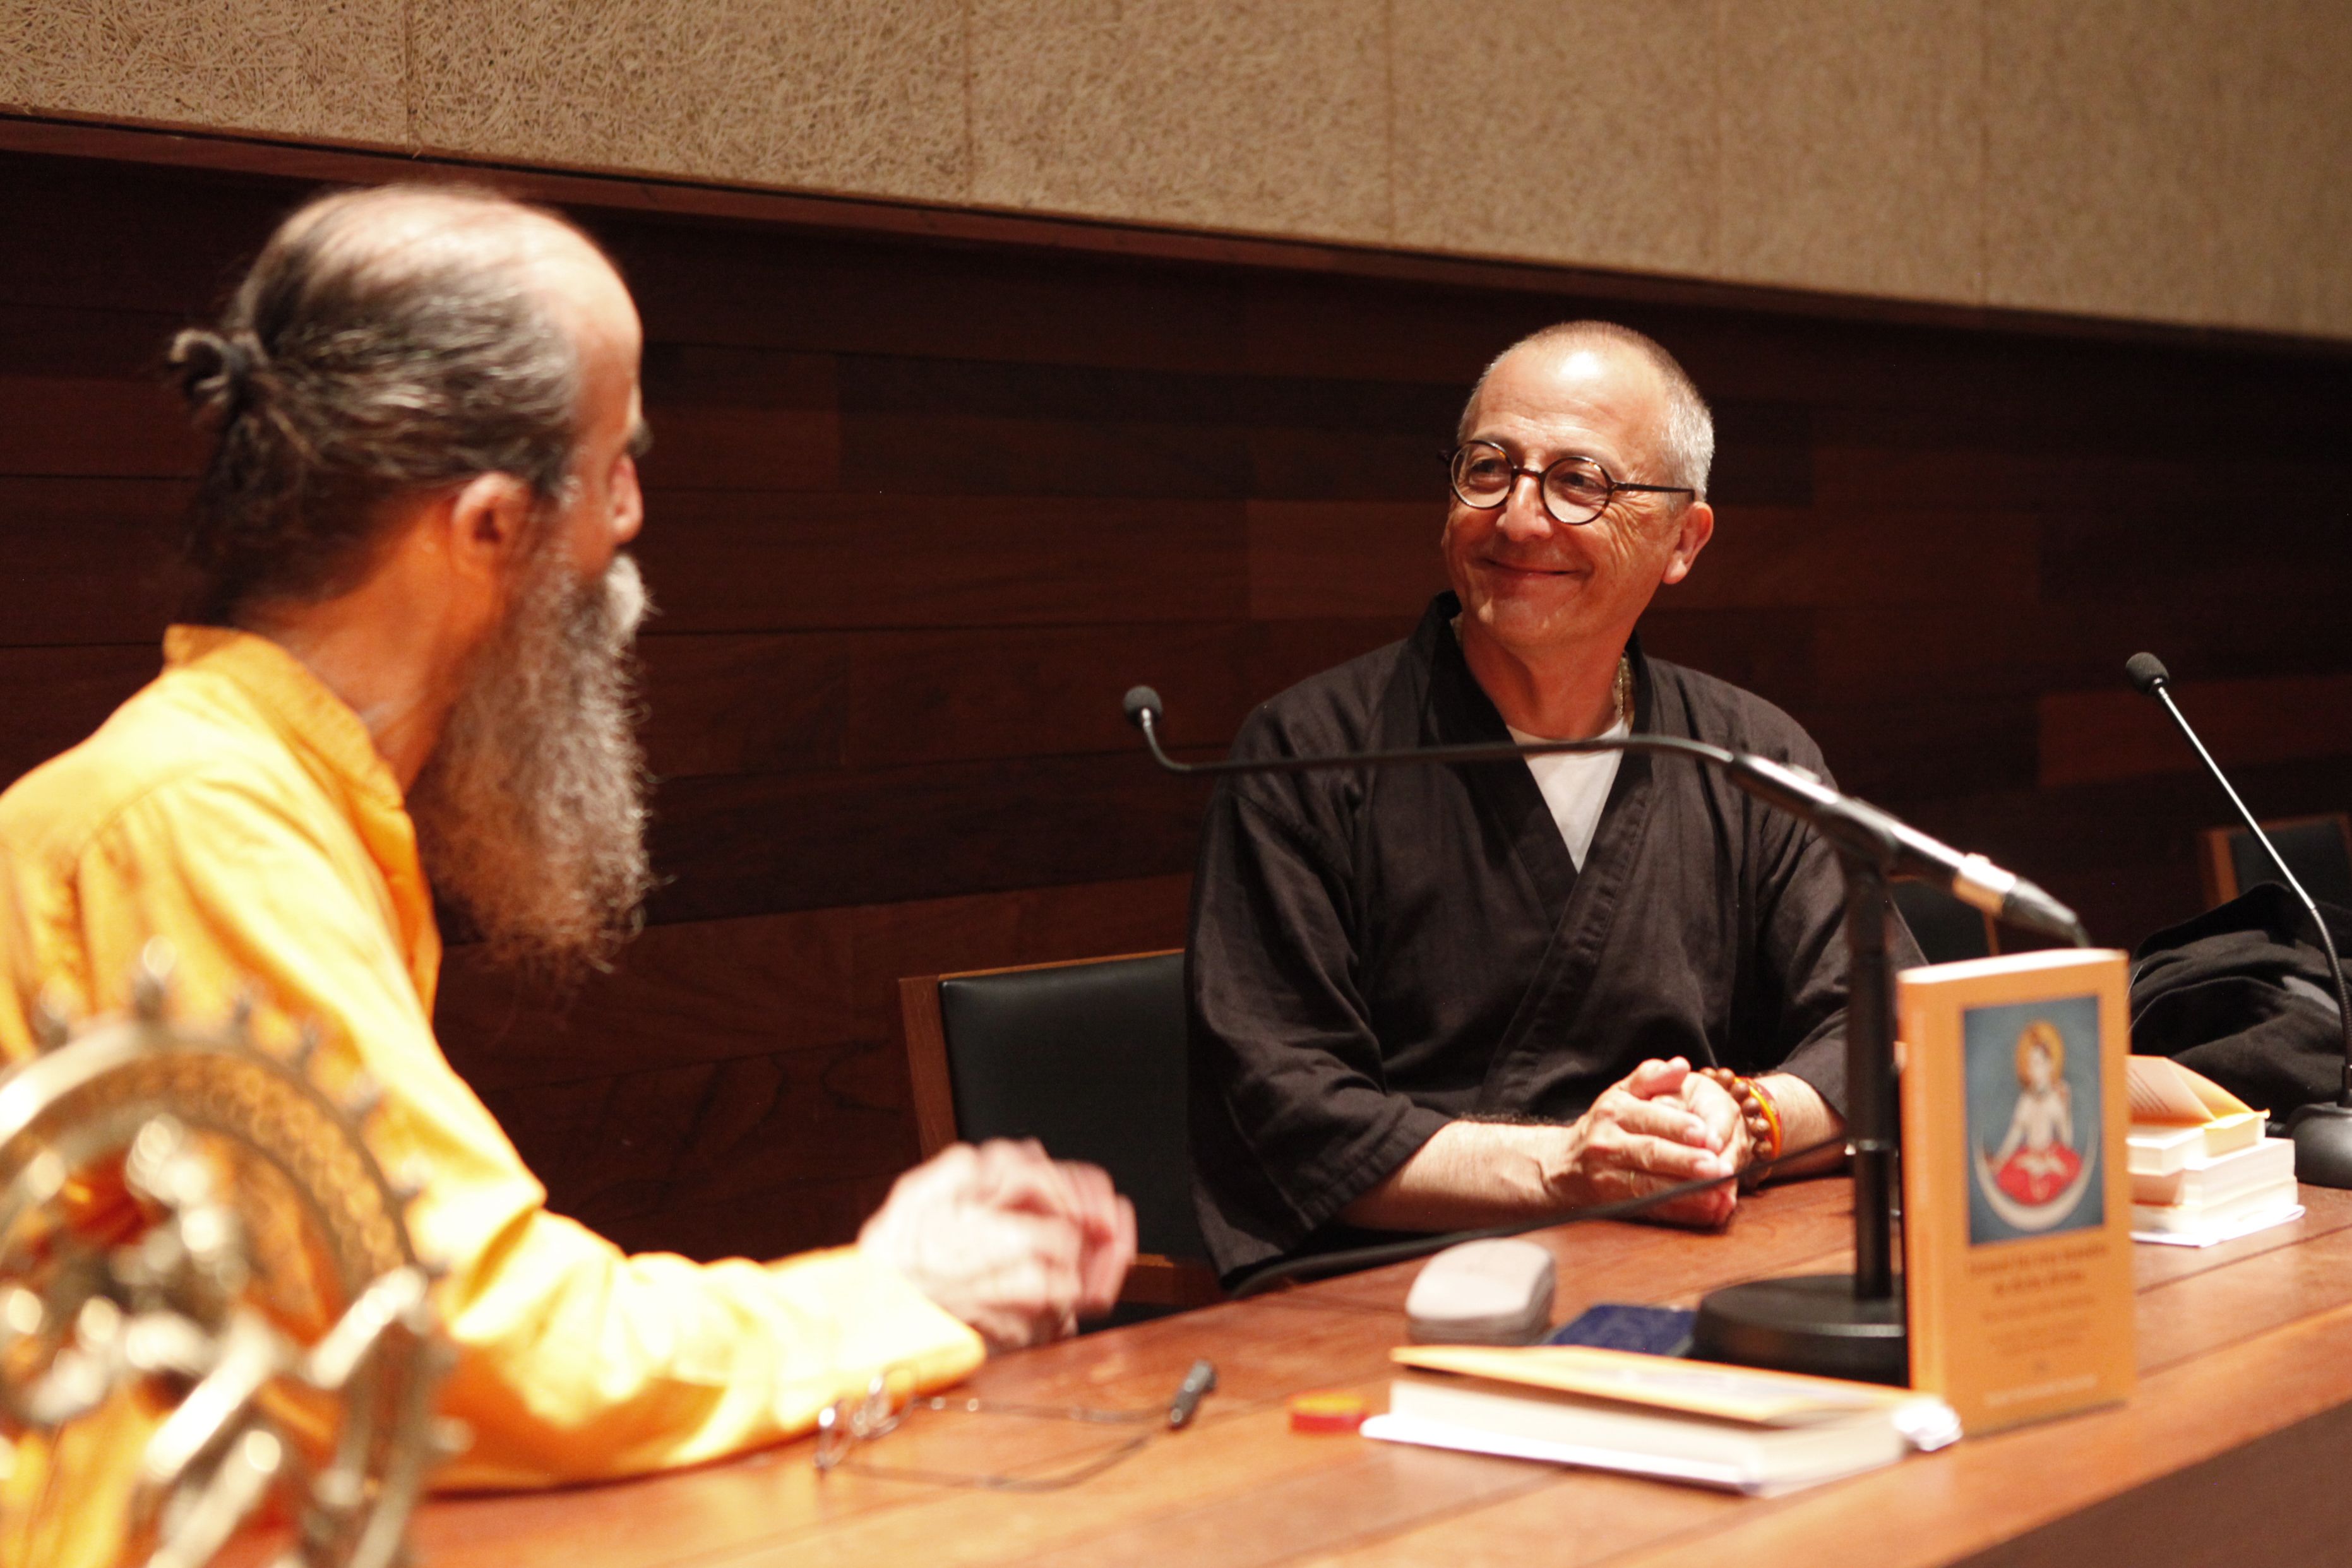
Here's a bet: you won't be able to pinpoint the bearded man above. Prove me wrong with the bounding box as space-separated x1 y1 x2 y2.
0 186 1132 1493
1189 321 1916 1284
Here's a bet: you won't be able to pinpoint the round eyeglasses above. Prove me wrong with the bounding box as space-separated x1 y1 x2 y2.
813 1358 1216 1492
1445 441 1694 526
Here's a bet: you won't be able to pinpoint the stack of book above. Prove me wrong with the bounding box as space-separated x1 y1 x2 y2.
2127 1057 2300 1244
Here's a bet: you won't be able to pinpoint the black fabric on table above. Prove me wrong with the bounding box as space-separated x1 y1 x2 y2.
2130 881 2352 1118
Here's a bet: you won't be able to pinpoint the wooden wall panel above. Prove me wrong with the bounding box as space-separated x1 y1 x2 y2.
1666 508 2041 611
2040 675 2352 789
0 643 164 784
631 492 1248 632
642 755 1212 924
0 374 198 476
2 477 189 643
3 148 2348 1266
1244 501 1445 621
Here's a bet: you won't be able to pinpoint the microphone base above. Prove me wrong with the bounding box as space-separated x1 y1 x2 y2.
1691 1273 1908 1386
2283 1103 2352 1189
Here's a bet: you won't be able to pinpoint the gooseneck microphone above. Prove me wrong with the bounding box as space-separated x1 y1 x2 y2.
1122 686 2089 947
2126 653 2352 1186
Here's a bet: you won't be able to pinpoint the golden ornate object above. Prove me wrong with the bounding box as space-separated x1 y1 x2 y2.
0 942 457 1568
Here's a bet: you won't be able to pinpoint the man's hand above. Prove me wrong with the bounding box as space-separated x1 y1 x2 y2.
1337 1060 1844 1235
1548 1057 1744 1228
856 1140 1137 1351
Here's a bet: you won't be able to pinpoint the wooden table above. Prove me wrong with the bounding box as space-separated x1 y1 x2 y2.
407 1180 2352 1568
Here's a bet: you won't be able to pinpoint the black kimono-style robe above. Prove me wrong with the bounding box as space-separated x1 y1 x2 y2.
1187 593 1909 1281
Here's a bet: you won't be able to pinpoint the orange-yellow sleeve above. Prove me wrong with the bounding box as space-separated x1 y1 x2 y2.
59 776 983 1488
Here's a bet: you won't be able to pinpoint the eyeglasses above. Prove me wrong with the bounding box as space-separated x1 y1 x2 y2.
1445 441 1694 526
813 1359 1215 1492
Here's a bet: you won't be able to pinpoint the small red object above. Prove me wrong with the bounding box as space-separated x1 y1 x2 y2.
1288 1392 1367 1434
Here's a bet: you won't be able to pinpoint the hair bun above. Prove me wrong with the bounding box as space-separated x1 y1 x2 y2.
169 328 259 412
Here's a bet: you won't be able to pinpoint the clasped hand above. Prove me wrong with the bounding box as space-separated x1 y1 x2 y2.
857 1139 1137 1351
1551 1057 1749 1227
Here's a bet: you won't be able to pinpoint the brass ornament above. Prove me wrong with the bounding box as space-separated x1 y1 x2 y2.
0 944 458 1568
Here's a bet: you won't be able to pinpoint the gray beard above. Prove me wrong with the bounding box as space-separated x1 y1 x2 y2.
409 549 655 983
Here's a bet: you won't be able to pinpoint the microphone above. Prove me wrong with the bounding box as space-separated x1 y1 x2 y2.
1121 686 1163 730
1122 686 2089 947
1722 753 2087 944
2126 653 2352 1185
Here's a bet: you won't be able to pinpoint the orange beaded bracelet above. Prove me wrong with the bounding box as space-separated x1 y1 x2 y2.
1697 1067 1785 1191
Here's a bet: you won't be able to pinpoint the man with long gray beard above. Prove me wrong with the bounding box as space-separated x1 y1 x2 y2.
0 185 1133 1494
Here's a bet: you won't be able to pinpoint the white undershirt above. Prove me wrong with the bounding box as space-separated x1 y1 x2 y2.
1507 715 1630 870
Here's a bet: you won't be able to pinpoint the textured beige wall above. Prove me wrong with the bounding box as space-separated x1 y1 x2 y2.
5 0 2348 339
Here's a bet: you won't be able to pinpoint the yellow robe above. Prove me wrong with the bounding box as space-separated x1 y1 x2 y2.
0 627 981 1520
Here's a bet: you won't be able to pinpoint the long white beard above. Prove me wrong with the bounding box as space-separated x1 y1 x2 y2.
409 549 655 983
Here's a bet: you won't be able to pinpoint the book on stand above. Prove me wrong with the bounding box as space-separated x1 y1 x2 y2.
1898 948 2137 1434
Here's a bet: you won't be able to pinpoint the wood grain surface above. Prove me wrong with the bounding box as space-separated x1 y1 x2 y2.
382 1181 2352 1568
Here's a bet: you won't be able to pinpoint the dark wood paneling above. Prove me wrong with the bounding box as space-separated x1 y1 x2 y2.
635 633 849 779
642 752 1211 924
0 302 189 377
435 906 860 1095
0 643 162 781
636 624 1260 781
1671 506 2041 610
1802 699 2043 803
0 158 286 314
0 477 189 644
7 146 2349 1270
594 1174 897 1263
613 225 1251 374
2039 674 2352 788
631 490 1248 632
1810 591 2352 708
1243 501 1447 621
1628 609 1818 705
636 344 838 492
0 373 198 476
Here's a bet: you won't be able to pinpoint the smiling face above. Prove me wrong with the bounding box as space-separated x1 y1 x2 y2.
1443 338 1712 672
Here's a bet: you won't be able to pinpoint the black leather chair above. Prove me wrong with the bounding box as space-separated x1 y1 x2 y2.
2201 812 2352 910
1890 880 1995 966
898 950 1217 1309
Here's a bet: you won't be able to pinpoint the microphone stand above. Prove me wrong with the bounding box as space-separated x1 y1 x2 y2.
1691 851 1904 1380
1126 689 2087 1384
2134 658 2352 1187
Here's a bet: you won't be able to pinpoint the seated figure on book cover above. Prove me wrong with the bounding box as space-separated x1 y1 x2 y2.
1986 1021 2082 1206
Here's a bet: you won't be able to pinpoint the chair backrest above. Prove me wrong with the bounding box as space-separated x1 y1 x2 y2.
898 950 1215 1306
2200 813 2352 909
1890 880 1997 966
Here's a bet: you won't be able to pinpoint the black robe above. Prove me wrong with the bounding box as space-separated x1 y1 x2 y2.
2129 883 2352 1116
1186 594 1906 1280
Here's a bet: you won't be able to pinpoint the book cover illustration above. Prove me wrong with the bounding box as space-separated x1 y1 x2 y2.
1967 998 2103 1244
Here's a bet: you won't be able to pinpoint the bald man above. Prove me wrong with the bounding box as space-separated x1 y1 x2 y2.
1188 321 1912 1283
0 186 1132 1518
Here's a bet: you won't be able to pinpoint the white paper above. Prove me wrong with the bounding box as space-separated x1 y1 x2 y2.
1357 1406 1941 1497
2130 1202 2303 1248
